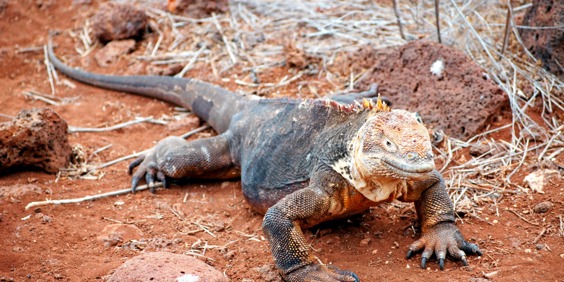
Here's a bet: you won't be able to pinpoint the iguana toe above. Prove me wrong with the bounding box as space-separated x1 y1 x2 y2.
128 155 145 175
460 241 482 256
156 171 168 188
407 222 481 270
129 150 160 193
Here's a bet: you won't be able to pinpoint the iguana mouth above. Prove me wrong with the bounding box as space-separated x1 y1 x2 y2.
381 158 434 176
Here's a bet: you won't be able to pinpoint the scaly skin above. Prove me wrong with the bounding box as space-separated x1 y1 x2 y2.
47 36 481 281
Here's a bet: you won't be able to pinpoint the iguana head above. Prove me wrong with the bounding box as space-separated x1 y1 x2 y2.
351 109 435 182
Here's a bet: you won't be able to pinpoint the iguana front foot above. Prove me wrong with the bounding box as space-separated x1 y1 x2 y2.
128 136 196 193
128 135 236 193
128 148 168 193
284 264 359 282
405 222 482 270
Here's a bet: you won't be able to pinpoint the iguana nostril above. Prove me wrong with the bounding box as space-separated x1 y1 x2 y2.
406 152 416 160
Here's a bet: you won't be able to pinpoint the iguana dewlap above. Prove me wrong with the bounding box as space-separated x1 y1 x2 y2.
47 37 481 282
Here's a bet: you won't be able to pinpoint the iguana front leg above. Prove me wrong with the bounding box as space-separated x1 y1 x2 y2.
406 176 482 269
128 133 238 192
262 180 359 282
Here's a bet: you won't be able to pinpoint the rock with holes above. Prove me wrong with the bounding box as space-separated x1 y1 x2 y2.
91 2 148 43
94 39 136 67
0 108 70 173
107 252 228 282
520 0 564 80
355 40 507 140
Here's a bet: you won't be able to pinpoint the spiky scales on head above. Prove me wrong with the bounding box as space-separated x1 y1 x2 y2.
319 93 391 114
325 93 390 113
265 93 391 115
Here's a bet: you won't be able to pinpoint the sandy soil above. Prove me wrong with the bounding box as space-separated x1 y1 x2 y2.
0 1 562 281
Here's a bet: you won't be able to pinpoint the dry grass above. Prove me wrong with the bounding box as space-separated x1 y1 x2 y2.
55 0 561 215
397 0 563 216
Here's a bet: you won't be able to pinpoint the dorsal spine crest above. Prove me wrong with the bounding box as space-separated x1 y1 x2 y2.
320 93 390 114
261 94 391 114
375 94 391 112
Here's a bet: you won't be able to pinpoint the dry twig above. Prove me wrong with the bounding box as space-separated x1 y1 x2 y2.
532 227 547 244
24 182 163 210
507 209 540 226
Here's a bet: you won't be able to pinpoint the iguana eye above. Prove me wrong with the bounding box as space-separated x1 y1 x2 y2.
415 112 423 123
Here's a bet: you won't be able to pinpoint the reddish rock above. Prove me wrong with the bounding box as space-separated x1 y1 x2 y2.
147 63 184 76
520 0 564 80
356 40 507 140
94 39 136 67
0 0 8 14
0 184 42 199
108 252 228 282
92 3 148 43
168 0 229 18
285 41 320 70
0 108 70 173
97 224 144 248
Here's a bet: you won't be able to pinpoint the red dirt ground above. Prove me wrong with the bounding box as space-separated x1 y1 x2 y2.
0 1 562 281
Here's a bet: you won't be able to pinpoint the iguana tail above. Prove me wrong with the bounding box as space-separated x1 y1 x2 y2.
47 36 246 133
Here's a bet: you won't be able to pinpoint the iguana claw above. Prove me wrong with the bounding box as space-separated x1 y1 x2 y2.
406 222 481 270
420 257 427 269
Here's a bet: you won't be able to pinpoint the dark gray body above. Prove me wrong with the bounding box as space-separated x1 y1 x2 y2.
230 101 369 211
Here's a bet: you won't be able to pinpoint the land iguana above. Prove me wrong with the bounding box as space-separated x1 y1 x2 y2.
47 37 481 282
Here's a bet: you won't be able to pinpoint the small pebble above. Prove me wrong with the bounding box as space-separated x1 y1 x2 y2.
483 270 499 279
223 250 236 260
533 201 553 214
41 215 51 223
